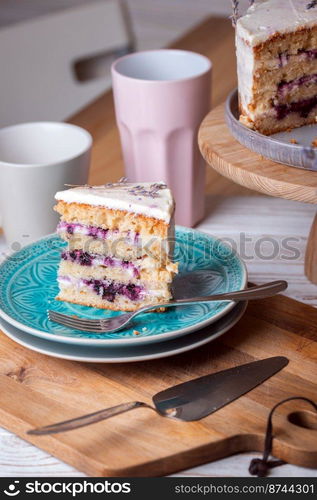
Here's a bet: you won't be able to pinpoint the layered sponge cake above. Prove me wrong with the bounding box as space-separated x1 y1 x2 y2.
236 0 317 134
54 181 178 311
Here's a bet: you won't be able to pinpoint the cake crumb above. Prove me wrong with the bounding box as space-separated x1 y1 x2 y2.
311 138 317 147
290 138 298 144
239 115 254 129
133 329 141 335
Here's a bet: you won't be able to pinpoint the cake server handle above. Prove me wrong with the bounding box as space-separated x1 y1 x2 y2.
28 401 155 435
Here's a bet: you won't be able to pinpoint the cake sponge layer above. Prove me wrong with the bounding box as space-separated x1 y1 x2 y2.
55 201 171 240
240 100 317 135
59 256 177 284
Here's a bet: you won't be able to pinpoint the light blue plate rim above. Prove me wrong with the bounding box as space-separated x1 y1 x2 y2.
0 226 247 346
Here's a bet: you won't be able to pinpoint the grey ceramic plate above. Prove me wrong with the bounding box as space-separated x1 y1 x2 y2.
0 302 247 363
225 89 317 171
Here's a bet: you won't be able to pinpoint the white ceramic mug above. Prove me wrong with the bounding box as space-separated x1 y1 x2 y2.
112 49 212 227
0 122 92 248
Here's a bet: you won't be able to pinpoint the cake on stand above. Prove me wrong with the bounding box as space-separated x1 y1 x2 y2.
198 102 317 284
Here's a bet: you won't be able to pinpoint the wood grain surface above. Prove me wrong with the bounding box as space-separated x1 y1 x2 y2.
0 292 316 476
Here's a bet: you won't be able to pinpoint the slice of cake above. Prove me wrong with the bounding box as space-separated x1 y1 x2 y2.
236 0 317 134
54 181 178 311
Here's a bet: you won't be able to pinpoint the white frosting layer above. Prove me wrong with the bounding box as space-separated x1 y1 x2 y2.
236 33 255 114
55 182 174 223
237 0 317 47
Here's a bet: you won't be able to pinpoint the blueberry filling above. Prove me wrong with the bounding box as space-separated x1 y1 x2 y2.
83 278 143 302
299 49 317 60
278 73 317 98
57 221 109 239
57 221 139 243
273 73 317 120
278 49 317 68
275 95 317 120
61 250 140 276
62 250 92 266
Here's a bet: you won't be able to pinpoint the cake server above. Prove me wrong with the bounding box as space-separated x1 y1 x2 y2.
28 356 288 435
48 279 287 333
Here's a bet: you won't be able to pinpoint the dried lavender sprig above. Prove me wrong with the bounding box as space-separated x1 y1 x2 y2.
307 0 317 9
64 183 93 189
128 182 167 198
230 0 239 27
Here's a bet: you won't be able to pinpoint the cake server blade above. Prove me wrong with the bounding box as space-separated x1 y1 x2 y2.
153 356 288 421
28 357 288 435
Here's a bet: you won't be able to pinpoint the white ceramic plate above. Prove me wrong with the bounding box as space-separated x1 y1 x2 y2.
226 88 317 171
0 302 247 363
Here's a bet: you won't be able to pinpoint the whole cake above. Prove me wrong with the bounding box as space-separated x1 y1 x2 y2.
54 181 178 311
236 0 317 134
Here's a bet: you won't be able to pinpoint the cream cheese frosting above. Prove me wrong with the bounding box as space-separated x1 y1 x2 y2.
55 182 174 223
237 0 317 46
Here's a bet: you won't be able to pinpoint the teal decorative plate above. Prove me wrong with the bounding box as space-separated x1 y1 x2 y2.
0 226 247 346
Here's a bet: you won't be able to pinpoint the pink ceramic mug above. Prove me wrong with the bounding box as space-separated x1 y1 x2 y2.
111 49 212 227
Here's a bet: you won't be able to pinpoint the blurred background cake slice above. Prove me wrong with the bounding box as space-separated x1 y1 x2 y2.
55 181 178 311
236 0 317 135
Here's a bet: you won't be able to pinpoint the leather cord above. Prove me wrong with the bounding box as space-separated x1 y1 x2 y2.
249 396 317 477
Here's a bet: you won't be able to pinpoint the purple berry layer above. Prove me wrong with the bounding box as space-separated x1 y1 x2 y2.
274 95 317 120
57 221 139 243
61 249 140 277
278 49 317 68
84 278 144 302
278 73 317 98
58 275 144 302
273 73 317 119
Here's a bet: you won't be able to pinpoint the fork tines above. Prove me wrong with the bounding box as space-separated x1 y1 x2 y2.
48 310 105 332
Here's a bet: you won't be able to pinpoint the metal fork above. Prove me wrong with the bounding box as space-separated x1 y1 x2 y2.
48 280 287 333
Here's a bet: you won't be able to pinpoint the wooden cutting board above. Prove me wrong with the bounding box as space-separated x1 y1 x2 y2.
0 293 316 476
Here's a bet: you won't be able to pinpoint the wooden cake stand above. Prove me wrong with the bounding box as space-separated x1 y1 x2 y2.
198 103 317 285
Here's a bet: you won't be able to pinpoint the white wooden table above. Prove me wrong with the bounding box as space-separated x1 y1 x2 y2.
0 194 316 477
